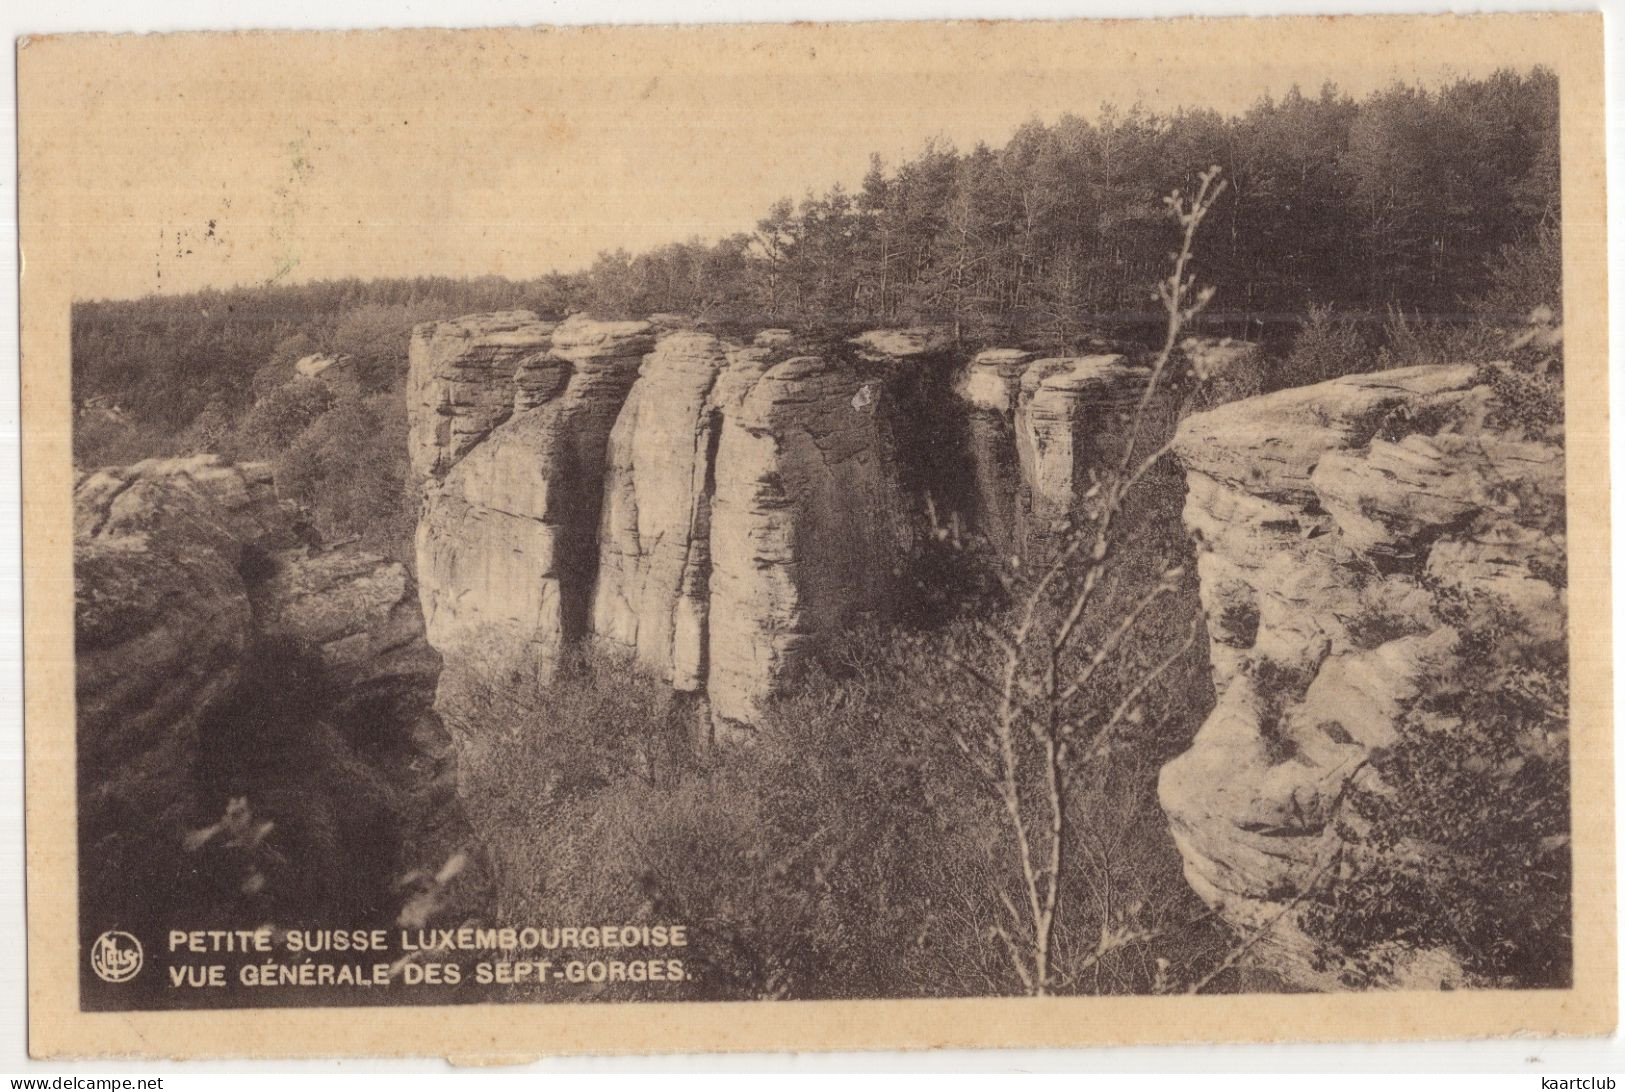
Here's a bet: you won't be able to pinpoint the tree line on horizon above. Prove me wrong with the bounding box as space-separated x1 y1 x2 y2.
72 66 1558 455
582 67 1558 341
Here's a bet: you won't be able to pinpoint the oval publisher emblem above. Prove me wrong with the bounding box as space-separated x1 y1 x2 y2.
90 930 143 983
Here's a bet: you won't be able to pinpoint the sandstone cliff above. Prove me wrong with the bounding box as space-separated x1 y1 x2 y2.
75 455 482 996
1016 355 1151 526
705 349 911 725
411 313 1169 734
956 348 1036 556
415 314 655 734
1159 363 1566 987
407 310 560 479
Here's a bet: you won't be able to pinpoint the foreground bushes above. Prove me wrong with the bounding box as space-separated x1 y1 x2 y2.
460 457 1243 1002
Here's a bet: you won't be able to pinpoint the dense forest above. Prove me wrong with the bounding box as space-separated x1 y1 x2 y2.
72 66 1560 558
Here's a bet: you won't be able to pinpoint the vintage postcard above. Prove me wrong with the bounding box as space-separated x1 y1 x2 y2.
18 13 1613 1059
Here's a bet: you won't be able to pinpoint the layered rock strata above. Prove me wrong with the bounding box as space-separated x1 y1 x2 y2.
1158 363 1566 987
415 314 655 719
949 351 1156 552
591 333 768 697
412 317 1164 733
1017 355 1152 523
407 310 560 479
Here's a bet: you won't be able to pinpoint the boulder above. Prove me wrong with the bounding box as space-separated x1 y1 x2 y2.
75 460 259 779
849 327 952 362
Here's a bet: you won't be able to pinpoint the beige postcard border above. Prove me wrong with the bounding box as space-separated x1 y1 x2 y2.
19 12 1615 1059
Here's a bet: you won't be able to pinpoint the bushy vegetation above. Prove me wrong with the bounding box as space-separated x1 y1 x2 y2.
1303 593 1571 988
271 393 417 556
459 612 1237 1001
459 173 1248 1002
1281 305 1370 386
73 278 579 435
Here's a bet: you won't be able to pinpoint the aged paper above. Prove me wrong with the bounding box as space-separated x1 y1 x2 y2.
19 13 1613 1059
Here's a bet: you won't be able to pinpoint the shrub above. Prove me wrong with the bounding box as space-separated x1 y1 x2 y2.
237 378 335 456
1480 303 1564 443
249 358 297 403
1280 304 1371 386
273 392 415 559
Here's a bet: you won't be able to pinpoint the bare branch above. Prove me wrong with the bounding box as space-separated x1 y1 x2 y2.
1057 579 1176 705
1070 620 1200 758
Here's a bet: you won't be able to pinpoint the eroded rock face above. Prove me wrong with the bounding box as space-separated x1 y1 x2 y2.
944 351 1158 554
408 310 560 479
1017 355 1152 523
594 334 759 693
253 546 442 727
413 318 1167 734
74 456 482 980
1158 363 1566 987
589 332 910 727
707 353 910 724
850 327 953 362
74 456 273 778
956 349 1036 556
416 315 655 720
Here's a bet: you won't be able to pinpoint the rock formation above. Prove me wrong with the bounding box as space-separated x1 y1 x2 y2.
411 315 1170 733
414 313 655 728
75 455 481 993
952 351 1158 553
407 310 560 479
1016 355 1152 526
1158 363 1566 987
705 350 911 725
418 321 912 731
74 457 276 780
414 317 917 733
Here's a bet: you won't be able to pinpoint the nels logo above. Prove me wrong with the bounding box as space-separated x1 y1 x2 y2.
90 930 144 983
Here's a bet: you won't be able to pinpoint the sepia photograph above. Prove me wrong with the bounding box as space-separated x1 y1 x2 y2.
15 10 1613 1059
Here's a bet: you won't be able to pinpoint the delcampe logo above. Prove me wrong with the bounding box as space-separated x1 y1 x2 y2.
90 931 143 983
